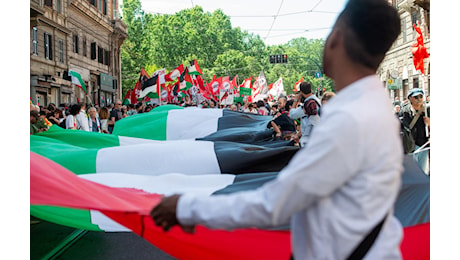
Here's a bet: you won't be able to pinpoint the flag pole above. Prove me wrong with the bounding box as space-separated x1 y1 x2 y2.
420 74 429 137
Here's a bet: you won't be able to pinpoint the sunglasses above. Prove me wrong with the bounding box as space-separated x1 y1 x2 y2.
413 95 423 100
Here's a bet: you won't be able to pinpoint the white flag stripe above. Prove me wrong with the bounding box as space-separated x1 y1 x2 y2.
118 136 163 146
90 210 130 232
82 172 236 231
80 173 236 196
166 108 222 140
139 85 157 98
95 140 221 175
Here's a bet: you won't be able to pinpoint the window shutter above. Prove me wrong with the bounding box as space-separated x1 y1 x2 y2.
91 42 96 60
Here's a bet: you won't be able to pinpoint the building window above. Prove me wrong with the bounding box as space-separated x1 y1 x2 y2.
413 77 419 89
402 18 407 43
98 46 104 64
32 27 38 55
57 0 61 13
103 0 107 15
82 37 87 57
44 32 53 60
73 34 79 54
112 0 117 18
89 0 96 7
59 39 64 63
411 10 421 27
104 50 110 66
91 42 97 60
98 0 102 12
44 0 53 8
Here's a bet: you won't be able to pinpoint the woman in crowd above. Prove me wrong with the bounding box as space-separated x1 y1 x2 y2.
65 104 81 130
98 107 110 133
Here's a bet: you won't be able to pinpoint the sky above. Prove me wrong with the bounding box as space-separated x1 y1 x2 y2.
139 0 348 46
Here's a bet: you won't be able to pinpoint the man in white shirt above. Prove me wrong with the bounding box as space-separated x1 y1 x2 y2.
76 102 90 131
151 0 403 259
289 82 321 147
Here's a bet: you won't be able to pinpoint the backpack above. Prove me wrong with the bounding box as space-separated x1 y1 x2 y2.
302 95 322 117
399 107 423 154
400 119 415 154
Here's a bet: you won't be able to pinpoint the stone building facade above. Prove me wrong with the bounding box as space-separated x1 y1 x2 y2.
30 0 127 107
378 0 430 101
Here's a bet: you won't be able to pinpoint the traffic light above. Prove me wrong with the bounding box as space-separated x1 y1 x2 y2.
282 54 288 63
269 54 288 64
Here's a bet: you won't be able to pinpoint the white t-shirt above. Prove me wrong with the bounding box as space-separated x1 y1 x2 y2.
65 115 76 129
76 109 90 131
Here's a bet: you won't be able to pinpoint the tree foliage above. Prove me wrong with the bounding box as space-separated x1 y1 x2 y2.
120 4 334 97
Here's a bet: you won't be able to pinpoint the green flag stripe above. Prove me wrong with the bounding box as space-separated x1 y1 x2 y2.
30 205 102 231
30 135 98 174
37 125 121 149
112 105 183 140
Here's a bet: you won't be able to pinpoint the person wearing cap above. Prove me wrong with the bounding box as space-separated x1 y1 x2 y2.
30 110 47 135
400 88 430 174
151 0 403 259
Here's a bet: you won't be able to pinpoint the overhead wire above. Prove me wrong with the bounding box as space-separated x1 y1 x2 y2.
264 0 285 40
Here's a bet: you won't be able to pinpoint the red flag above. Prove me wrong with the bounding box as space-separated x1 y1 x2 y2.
130 83 140 104
209 75 220 97
196 75 207 93
242 76 253 89
165 64 185 82
410 24 429 74
222 76 231 91
293 77 303 92
123 89 132 105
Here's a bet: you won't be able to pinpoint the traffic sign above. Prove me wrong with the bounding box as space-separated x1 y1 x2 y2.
315 72 322 78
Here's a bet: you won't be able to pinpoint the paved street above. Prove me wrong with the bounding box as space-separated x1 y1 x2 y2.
31 216 176 260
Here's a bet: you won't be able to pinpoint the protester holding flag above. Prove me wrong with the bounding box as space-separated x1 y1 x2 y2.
76 102 90 131
151 1 404 259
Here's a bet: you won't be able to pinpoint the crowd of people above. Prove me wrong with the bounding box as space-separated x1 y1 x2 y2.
29 100 160 135
29 84 337 146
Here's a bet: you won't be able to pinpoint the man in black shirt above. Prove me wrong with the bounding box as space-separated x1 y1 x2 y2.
400 88 430 174
108 100 123 133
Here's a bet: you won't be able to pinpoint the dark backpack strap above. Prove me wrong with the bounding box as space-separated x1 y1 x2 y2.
346 214 387 260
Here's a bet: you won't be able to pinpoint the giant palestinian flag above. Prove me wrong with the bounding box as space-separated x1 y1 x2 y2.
30 102 429 259
31 152 429 259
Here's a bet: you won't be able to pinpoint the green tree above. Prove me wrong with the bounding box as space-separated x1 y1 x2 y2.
120 0 155 96
120 4 333 97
